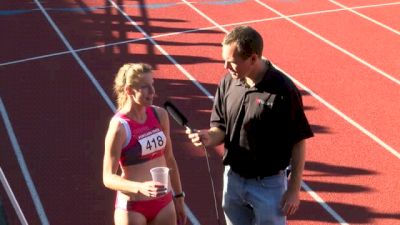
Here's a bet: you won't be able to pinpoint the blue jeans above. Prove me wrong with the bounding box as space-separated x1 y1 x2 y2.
222 166 287 225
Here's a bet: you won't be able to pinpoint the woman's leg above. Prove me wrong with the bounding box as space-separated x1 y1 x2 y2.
114 208 147 225
149 201 176 225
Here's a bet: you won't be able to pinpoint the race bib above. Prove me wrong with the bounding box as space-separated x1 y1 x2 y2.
138 129 166 156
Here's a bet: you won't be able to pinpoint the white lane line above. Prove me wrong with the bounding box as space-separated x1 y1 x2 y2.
108 0 214 223
107 0 214 100
3 0 399 68
182 0 228 33
182 0 400 160
181 1 350 225
182 0 400 223
2 1 397 225
277 65 400 161
0 51 71 67
0 7 349 67
0 97 49 225
32 0 205 224
33 0 116 112
2 2 398 68
255 0 400 85
302 181 349 225
184 204 201 225
0 28 212 67
352 1 400 9
329 0 400 36
252 1 400 159
0 167 29 225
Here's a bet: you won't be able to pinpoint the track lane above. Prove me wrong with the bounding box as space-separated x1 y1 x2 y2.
181 0 278 25
26 0 228 223
290 7 400 80
91 1 400 224
328 0 400 36
39 0 145 50
1 0 398 224
166 2 400 157
0 56 114 224
301 93 400 225
0 110 41 225
0 1 66 63
337 0 400 7
254 0 339 15
147 1 400 223
356 3 400 31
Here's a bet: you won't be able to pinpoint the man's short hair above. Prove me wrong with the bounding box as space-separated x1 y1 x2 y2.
222 25 263 59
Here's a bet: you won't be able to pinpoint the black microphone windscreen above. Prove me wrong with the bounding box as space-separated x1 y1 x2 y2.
163 101 188 127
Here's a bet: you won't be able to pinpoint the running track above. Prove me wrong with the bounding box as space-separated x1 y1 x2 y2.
0 0 399 224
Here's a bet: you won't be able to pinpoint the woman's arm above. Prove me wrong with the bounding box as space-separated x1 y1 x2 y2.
102 118 141 194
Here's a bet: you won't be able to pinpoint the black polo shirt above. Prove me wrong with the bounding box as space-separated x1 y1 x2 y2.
210 61 314 178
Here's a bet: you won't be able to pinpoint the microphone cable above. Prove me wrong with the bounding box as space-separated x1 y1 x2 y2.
202 145 221 225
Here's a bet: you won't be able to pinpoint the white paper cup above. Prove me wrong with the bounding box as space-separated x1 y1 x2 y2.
150 167 169 189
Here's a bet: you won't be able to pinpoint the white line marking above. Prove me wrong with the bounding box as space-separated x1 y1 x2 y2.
275 65 400 161
0 97 48 225
33 0 116 112
182 0 400 160
181 0 399 224
0 167 29 225
184 204 201 225
108 1 213 223
33 1 204 224
253 1 400 159
0 51 71 67
1 1 398 224
255 0 400 85
329 0 400 36
181 1 351 225
107 0 214 101
2 2 399 68
302 181 349 225
352 1 400 9
182 0 228 33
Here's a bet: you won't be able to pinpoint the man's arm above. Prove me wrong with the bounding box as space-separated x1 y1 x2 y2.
186 126 225 147
281 139 306 216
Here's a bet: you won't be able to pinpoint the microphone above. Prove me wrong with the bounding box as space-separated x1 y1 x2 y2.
163 101 193 131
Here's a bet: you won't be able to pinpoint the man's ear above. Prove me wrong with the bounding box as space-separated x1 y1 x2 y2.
250 54 258 64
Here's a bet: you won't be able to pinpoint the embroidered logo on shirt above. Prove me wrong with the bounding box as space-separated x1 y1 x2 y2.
256 98 266 105
256 95 276 109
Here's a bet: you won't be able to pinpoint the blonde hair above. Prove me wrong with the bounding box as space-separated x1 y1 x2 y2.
113 63 152 109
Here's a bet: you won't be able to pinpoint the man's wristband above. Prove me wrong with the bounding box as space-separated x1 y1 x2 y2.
174 192 185 198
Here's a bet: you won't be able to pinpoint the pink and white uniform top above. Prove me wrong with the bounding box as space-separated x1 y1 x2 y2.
113 106 167 166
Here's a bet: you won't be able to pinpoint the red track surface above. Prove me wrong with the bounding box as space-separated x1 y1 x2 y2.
1 0 399 225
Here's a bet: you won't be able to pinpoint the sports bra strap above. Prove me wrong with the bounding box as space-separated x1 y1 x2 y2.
151 106 160 123
115 117 131 148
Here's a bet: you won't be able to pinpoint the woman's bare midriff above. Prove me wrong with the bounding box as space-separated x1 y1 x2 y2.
119 156 168 201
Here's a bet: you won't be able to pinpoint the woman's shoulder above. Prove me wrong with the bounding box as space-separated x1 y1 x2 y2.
149 105 168 122
109 112 129 128
149 105 166 114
